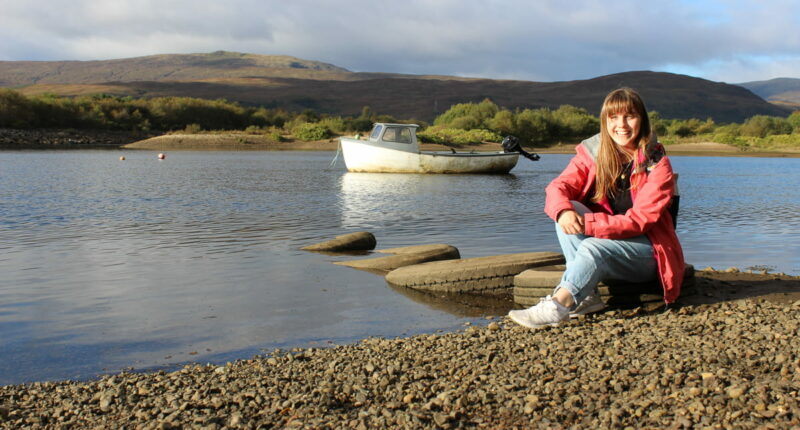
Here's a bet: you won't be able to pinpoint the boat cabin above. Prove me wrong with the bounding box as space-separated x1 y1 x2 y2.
367 123 421 153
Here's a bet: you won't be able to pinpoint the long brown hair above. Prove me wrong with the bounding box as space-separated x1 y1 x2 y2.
592 88 652 203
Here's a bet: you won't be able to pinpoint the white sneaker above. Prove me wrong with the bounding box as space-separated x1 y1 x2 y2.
569 294 606 318
507 296 570 328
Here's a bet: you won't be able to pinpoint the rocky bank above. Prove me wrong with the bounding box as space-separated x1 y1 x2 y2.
1 270 799 429
0 128 148 148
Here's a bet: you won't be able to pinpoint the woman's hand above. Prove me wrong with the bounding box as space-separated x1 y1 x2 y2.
557 210 585 235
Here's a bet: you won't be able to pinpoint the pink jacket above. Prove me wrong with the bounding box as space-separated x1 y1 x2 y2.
544 134 685 303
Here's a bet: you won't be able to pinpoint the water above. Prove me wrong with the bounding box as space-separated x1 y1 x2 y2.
1 150 799 385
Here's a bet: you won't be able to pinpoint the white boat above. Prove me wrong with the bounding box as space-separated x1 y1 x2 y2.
339 123 521 174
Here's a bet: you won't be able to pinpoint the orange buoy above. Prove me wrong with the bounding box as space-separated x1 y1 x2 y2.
119 156 126 161
158 153 166 160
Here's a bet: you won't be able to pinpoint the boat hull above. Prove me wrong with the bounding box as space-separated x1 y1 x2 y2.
340 139 519 174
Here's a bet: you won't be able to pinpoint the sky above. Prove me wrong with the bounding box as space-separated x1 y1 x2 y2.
1 0 798 84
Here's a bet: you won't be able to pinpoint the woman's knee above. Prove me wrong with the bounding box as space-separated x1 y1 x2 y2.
576 238 606 259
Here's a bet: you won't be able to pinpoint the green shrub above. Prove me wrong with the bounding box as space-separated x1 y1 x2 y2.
715 123 741 137
244 125 265 134
251 107 288 128
694 118 716 134
649 111 668 137
668 121 695 137
319 117 347 134
713 133 750 150
184 123 203 133
488 110 515 136
787 111 800 132
514 108 554 144
269 130 285 142
663 118 716 137
345 106 377 132
431 102 597 145
741 115 793 138
551 105 599 139
417 126 501 145
433 99 500 130
762 134 800 148
0 89 390 133
0 89 36 128
292 122 331 141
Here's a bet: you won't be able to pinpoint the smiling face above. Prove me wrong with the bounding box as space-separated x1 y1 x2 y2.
606 111 641 152
599 88 650 155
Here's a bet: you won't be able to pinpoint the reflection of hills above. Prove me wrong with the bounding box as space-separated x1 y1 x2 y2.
2 52 789 122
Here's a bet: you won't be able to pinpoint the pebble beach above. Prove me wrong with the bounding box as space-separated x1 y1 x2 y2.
2 271 799 429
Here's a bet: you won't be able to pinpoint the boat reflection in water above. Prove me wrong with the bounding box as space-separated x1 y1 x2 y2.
338 172 462 230
337 172 516 317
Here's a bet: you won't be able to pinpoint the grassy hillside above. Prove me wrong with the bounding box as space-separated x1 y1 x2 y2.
2 52 792 123
0 51 353 86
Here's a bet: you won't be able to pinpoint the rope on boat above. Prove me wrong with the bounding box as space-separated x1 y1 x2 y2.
329 140 342 167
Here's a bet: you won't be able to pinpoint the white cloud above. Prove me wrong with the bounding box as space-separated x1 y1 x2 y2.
0 0 798 82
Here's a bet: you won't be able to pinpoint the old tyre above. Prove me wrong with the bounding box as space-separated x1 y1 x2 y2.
335 244 460 274
513 264 696 304
301 231 377 252
385 252 565 294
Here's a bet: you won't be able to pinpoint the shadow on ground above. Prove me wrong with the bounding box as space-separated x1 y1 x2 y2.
386 271 800 318
679 271 800 306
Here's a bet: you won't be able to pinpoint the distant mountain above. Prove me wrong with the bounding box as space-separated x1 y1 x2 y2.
738 78 800 110
1 51 791 123
0 51 352 86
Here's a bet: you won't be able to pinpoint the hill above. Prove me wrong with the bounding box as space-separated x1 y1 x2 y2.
1 51 791 123
0 51 353 85
738 78 800 110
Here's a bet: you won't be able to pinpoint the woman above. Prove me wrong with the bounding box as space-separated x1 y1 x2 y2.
509 87 684 328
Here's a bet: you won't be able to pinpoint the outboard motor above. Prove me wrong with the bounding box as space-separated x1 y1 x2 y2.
502 135 540 161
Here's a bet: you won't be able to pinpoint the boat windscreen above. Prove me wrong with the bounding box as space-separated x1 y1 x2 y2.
383 127 413 144
370 124 383 140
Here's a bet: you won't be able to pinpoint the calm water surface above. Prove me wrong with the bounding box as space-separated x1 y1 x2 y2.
1 150 799 384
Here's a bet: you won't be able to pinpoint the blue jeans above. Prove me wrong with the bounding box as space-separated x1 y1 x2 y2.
556 201 657 306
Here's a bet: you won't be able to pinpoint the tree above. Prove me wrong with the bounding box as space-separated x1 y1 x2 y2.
514 108 553 144
433 99 500 130
788 111 800 132
741 115 792 138
0 89 36 128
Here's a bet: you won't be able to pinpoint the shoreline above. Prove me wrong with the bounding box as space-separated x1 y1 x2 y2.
1 270 799 427
125 133 800 158
0 128 151 149
4 129 800 157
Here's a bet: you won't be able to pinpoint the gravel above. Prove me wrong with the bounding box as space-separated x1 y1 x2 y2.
2 297 798 429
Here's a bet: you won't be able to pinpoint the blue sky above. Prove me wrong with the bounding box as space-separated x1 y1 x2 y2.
1 0 798 83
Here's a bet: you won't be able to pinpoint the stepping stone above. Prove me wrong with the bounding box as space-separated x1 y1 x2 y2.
385 252 565 294
513 263 696 306
301 231 376 252
335 244 460 274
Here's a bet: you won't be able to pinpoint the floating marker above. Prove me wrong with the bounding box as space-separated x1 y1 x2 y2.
119 156 125 161
158 153 166 160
